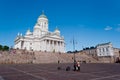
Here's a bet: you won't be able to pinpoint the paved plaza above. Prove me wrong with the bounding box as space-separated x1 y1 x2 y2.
0 63 120 80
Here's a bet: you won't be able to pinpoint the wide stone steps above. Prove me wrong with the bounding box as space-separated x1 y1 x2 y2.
0 50 99 64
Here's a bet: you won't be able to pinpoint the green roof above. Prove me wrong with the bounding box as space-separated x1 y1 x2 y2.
39 11 47 18
39 14 47 18
97 42 111 46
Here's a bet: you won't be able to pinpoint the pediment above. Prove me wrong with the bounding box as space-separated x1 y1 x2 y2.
50 34 61 39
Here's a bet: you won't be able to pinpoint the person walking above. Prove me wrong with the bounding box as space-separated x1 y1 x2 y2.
73 60 77 71
77 61 80 71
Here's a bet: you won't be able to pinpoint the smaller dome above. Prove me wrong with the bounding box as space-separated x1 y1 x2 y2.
26 29 32 35
34 24 40 29
54 27 60 35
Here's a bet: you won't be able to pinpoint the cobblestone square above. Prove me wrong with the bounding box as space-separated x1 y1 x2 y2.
0 63 120 80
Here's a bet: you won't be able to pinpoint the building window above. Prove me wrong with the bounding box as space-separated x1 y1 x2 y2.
106 48 109 51
99 49 101 52
103 48 105 52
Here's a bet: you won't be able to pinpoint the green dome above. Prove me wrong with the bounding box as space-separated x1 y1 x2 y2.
39 14 47 18
39 11 47 18
54 27 60 33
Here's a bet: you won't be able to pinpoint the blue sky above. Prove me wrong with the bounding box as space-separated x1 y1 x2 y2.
0 0 120 51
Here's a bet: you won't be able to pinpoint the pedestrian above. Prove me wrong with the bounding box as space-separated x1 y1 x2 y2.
58 60 60 64
73 60 77 71
77 61 80 71
66 66 70 71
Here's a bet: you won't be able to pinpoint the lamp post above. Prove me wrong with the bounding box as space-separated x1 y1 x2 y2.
72 36 78 71
72 37 76 64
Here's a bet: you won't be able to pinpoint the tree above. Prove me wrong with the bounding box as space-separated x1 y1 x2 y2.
0 45 2 51
67 51 72 53
3 45 9 51
0 45 9 51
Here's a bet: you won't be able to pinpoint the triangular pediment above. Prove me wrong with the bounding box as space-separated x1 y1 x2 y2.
50 34 61 39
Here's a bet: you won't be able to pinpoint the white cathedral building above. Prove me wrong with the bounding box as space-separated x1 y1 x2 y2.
14 12 65 53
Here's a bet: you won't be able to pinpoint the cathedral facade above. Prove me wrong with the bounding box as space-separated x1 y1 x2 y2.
14 12 65 53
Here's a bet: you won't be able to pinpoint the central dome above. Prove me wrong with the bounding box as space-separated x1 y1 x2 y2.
39 11 47 18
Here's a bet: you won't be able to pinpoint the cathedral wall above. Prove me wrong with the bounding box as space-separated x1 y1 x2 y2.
42 40 49 52
33 41 41 51
22 41 29 50
14 41 21 49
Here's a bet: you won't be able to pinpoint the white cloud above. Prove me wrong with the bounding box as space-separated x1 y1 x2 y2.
104 26 112 31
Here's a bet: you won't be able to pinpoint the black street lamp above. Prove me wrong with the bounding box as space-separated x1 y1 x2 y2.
72 37 78 71
72 37 76 64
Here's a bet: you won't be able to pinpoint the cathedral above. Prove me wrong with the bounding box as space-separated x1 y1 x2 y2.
14 12 65 53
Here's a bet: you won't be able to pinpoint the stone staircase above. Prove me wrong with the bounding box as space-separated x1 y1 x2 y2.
75 53 99 63
0 50 34 64
33 52 58 63
33 52 73 63
0 50 99 64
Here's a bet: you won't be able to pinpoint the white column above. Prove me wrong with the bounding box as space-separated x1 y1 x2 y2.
59 41 61 52
46 40 48 52
61 42 63 52
50 40 53 52
56 41 58 52
48 40 51 51
45 40 47 51
52 40 54 52
58 41 60 52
